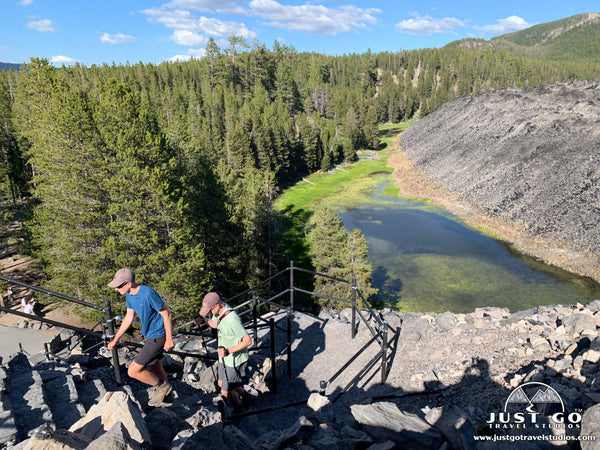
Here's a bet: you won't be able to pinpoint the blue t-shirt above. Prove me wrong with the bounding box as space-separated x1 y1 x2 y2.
125 285 166 339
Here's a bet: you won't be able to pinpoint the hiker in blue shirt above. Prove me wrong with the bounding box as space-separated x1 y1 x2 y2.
107 268 174 407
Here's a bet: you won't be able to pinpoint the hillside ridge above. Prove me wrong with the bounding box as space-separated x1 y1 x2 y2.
497 12 600 46
397 81 600 283
451 12 600 63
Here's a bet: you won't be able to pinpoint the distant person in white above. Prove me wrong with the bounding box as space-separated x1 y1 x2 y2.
23 300 34 315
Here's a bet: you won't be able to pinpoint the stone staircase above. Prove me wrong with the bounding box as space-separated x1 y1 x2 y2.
0 337 222 448
0 309 391 449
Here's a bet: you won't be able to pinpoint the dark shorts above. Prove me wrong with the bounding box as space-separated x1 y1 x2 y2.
218 361 248 392
134 336 165 367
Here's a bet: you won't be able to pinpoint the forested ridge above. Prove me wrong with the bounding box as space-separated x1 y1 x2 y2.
1 32 599 322
449 12 600 64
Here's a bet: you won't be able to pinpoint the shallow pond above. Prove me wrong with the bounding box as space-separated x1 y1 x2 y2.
338 180 600 314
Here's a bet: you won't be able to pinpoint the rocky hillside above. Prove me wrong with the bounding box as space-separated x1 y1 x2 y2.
399 81 600 282
3 302 600 449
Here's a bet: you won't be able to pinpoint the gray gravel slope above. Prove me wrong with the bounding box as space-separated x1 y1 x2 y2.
400 81 600 268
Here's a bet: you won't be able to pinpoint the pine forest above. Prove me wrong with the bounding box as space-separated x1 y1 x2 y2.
1 36 599 322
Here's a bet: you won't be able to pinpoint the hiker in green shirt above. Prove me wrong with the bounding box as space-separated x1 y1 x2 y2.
200 292 251 412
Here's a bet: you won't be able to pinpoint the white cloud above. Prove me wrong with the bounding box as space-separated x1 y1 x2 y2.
169 54 193 62
100 33 137 44
168 47 206 62
476 16 531 36
142 8 199 31
171 30 207 46
395 13 465 35
141 7 257 40
20 0 34 5
188 48 206 58
51 55 77 64
26 18 55 32
167 0 245 14
248 0 380 35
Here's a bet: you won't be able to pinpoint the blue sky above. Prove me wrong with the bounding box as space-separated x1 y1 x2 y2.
2 0 598 66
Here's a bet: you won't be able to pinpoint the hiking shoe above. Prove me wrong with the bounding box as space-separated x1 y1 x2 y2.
154 391 174 408
148 381 172 407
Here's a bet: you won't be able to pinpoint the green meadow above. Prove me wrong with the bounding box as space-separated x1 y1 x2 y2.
275 123 409 214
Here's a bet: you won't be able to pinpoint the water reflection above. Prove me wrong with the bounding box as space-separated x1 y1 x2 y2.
338 181 600 313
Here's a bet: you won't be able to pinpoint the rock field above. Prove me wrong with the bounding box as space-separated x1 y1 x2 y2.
399 81 600 282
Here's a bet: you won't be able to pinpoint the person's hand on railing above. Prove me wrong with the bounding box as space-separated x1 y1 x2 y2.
106 338 118 350
217 346 229 358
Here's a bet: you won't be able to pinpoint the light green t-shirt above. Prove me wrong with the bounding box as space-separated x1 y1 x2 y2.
215 305 249 367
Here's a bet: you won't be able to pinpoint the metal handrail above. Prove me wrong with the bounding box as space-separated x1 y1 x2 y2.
1 260 394 401
225 267 291 304
0 274 104 311
0 306 104 337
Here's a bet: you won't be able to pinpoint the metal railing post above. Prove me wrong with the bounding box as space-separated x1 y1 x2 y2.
44 343 52 361
286 308 292 376
252 290 258 346
351 278 357 339
269 318 277 393
381 320 388 384
289 260 294 309
104 299 122 385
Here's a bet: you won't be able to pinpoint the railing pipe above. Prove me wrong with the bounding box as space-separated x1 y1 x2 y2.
292 287 351 304
252 290 258 346
286 308 292 375
103 299 122 385
269 318 277 393
255 288 290 305
0 274 104 311
355 289 384 328
292 267 352 284
224 266 291 304
289 260 294 310
381 320 388 384
351 278 357 339
0 306 101 337
353 304 381 343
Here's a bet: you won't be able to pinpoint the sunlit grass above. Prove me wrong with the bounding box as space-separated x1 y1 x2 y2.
275 123 411 214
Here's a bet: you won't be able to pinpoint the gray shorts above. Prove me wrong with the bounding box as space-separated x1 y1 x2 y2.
218 361 248 392
134 336 165 367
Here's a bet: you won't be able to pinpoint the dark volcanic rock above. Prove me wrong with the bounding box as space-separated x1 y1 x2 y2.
400 81 600 279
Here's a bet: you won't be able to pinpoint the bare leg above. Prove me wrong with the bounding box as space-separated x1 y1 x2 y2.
127 361 160 386
149 359 167 382
218 379 228 399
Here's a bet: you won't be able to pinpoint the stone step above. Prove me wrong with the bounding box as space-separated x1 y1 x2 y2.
8 366 54 442
2 356 116 443
76 378 107 411
40 369 86 430
0 376 18 445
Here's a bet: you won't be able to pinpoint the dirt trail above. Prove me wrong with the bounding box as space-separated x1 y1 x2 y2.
1 212 96 330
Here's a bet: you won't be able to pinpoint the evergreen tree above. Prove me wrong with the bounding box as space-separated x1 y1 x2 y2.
306 208 377 309
0 72 27 203
338 229 378 306
13 59 111 302
306 207 347 304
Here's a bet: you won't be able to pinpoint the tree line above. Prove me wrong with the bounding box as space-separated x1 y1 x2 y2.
0 37 597 321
